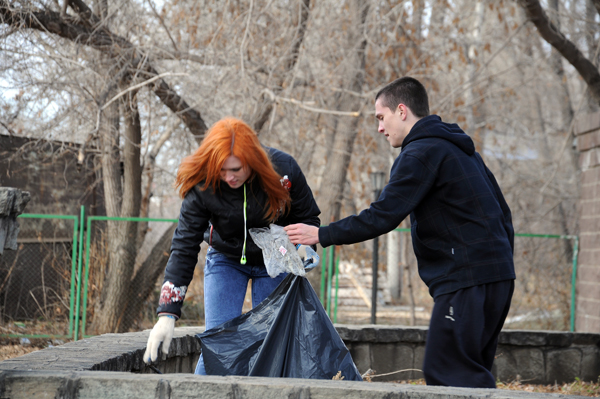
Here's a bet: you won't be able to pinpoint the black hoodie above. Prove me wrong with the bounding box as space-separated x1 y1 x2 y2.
320 115 515 298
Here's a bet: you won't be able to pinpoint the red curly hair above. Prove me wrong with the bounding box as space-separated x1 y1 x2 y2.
175 117 291 222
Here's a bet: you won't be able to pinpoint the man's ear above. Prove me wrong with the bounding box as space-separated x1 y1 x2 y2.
397 103 407 120
399 103 415 121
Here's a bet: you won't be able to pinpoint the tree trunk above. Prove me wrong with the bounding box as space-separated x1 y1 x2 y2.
252 0 311 135
121 223 177 332
0 1 209 334
464 0 487 154
386 229 400 300
317 0 368 226
531 90 576 268
90 81 122 334
137 123 176 251
585 0 599 113
547 0 575 127
92 90 143 334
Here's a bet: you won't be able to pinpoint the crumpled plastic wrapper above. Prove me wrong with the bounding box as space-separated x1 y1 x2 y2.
249 224 305 278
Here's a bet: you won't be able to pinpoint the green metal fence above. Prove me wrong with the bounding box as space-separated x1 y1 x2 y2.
6 209 177 341
79 215 177 339
4 210 580 341
1 213 79 340
320 230 579 332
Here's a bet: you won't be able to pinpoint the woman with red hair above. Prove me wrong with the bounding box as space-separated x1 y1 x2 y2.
143 117 321 375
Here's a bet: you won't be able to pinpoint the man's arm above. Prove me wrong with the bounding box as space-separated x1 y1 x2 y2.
284 223 320 245
287 153 434 248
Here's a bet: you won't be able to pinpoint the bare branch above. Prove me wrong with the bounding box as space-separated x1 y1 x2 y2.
145 0 179 52
262 89 360 117
0 1 208 139
591 0 600 16
517 0 600 105
151 49 214 64
286 0 311 70
101 72 188 111
0 120 17 136
253 0 311 133
240 0 254 78
67 0 101 26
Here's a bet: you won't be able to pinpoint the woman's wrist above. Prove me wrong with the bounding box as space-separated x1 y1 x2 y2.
158 313 178 320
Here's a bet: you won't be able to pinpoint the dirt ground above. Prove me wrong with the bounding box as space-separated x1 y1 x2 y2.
0 343 43 361
390 379 600 397
1 344 598 396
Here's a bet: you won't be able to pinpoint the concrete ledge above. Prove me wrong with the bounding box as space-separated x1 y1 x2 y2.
0 370 584 399
0 325 598 397
0 327 204 373
336 325 600 384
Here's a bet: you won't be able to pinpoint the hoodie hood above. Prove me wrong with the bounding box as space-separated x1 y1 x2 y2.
403 115 475 155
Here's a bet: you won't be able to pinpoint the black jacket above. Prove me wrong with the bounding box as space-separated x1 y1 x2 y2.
158 147 320 317
319 115 515 298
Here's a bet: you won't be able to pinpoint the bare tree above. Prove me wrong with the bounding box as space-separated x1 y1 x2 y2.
1 0 322 332
316 0 369 226
517 0 600 105
0 0 208 333
1 0 588 332
251 0 311 135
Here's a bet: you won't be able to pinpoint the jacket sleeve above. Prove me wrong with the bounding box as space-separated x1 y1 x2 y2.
157 186 210 318
286 156 321 227
319 153 435 248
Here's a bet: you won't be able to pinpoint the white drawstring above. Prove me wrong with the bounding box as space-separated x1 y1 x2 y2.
240 183 247 265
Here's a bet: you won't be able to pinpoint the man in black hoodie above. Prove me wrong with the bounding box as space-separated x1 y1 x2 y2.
285 76 515 388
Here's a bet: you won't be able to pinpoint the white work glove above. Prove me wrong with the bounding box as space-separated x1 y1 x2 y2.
143 315 175 364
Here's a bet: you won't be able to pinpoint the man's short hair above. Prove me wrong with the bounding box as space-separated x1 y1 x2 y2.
375 77 430 118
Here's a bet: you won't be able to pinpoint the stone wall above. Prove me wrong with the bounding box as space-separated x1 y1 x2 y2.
1 326 598 385
0 133 104 219
0 370 573 399
574 112 600 333
339 326 600 384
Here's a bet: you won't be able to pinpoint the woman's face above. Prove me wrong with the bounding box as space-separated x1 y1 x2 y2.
220 155 251 189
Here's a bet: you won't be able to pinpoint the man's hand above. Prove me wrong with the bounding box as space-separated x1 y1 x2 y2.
284 223 320 246
144 315 175 364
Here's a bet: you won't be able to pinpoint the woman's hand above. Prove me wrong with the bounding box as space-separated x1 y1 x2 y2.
144 315 175 363
284 223 320 246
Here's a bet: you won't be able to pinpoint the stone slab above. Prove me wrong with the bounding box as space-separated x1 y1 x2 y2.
0 370 586 399
0 325 598 396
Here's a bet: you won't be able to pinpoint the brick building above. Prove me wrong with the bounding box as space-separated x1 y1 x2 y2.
574 112 600 332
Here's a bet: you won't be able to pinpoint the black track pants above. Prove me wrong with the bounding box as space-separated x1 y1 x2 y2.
422 279 514 388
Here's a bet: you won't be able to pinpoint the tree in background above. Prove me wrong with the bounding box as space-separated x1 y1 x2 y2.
1 0 592 332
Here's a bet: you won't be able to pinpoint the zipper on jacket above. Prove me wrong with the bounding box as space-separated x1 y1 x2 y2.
240 183 247 264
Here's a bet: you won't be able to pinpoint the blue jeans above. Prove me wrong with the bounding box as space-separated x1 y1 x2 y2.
194 247 287 375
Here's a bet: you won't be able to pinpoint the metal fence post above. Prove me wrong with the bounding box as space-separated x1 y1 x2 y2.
74 205 85 340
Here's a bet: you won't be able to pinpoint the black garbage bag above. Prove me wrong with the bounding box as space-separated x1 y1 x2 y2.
197 273 363 381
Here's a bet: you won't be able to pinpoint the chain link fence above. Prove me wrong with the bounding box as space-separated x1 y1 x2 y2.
323 231 578 332
3 214 579 340
0 214 78 339
79 217 183 338
507 233 578 331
